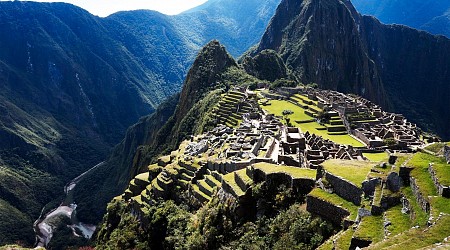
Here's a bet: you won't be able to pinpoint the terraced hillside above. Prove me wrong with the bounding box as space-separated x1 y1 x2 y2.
261 93 364 147
213 90 254 128
313 150 450 249
97 80 450 249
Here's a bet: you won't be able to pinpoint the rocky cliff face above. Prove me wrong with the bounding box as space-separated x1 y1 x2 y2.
256 0 386 106
242 49 288 82
254 0 450 139
362 16 450 139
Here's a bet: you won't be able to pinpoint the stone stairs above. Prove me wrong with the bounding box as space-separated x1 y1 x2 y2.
213 90 253 127
190 169 222 204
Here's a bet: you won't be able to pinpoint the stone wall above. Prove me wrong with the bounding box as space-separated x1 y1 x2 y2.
222 179 240 197
410 177 431 213
251 135 265 156
428 164 450 198
445 145 450 164
252 168 315 195
399 166 413 185
362 178 379 197
306 195 350 225
278 155 301 167
326 171 363 205
208 158 276 174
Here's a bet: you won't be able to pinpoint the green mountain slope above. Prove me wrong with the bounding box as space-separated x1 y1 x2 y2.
75 40 240 223
0 0 280 246
351 0 450 38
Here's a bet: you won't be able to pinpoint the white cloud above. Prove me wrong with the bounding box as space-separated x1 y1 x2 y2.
1 0 208 16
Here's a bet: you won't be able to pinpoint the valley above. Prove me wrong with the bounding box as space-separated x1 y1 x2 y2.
34 161 104 248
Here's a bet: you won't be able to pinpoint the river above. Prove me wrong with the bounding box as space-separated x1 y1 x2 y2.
34 161 105 247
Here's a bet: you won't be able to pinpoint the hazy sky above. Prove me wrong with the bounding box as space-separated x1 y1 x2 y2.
2 0 209 16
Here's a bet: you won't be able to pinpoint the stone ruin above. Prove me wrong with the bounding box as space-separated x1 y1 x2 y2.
294 87 422 149
185 140 208 156
445 145 450 164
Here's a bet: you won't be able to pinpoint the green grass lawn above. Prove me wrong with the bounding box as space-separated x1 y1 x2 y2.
253 162 317 179
408 153 440 197
261 100 364 147
367 215 450 250
392 153 412 167
430 196 450 215
411 153 450 186
262 99 315 121
223 172 245 196
353 215 385 243
334 228 355 250
293 94 319 105
401 187 428 227
364 152 389 162
384 205 411 238
297 122 364 147
308 188 359 220
322 159 374 187
424 143 447 154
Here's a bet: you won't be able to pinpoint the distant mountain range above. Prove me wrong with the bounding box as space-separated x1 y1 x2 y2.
2 0 450 247
351 0 450 37
0 0 280 246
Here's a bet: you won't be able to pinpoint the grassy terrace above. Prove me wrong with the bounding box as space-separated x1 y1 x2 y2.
413 152 450 186
322 159 374 187
192 184 211 201
223 171 245 196
334 228 355 250
253 162 317 179
402 186 428 226
364 152 389 162
235 169 252 185
353 215 385 243
135 172 149 182
308 188 359 220
384 205 411 238
262 99 314 121
318 228 355 250
408 153 440 197
292 94 319 105
424 142 450 154
261 99 364 147
393 153 412 167
367 215 450 250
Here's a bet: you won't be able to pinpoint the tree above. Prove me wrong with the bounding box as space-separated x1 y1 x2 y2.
282 110 294 126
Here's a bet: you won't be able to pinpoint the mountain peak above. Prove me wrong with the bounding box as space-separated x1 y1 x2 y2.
256 0 386 105
175 40 236 126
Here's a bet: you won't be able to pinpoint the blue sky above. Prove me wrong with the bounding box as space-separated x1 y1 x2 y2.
1 0 208 16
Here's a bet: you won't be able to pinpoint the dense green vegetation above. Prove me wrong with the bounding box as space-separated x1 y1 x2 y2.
0 0 282 245
351 0 450 38
97 193 335 250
